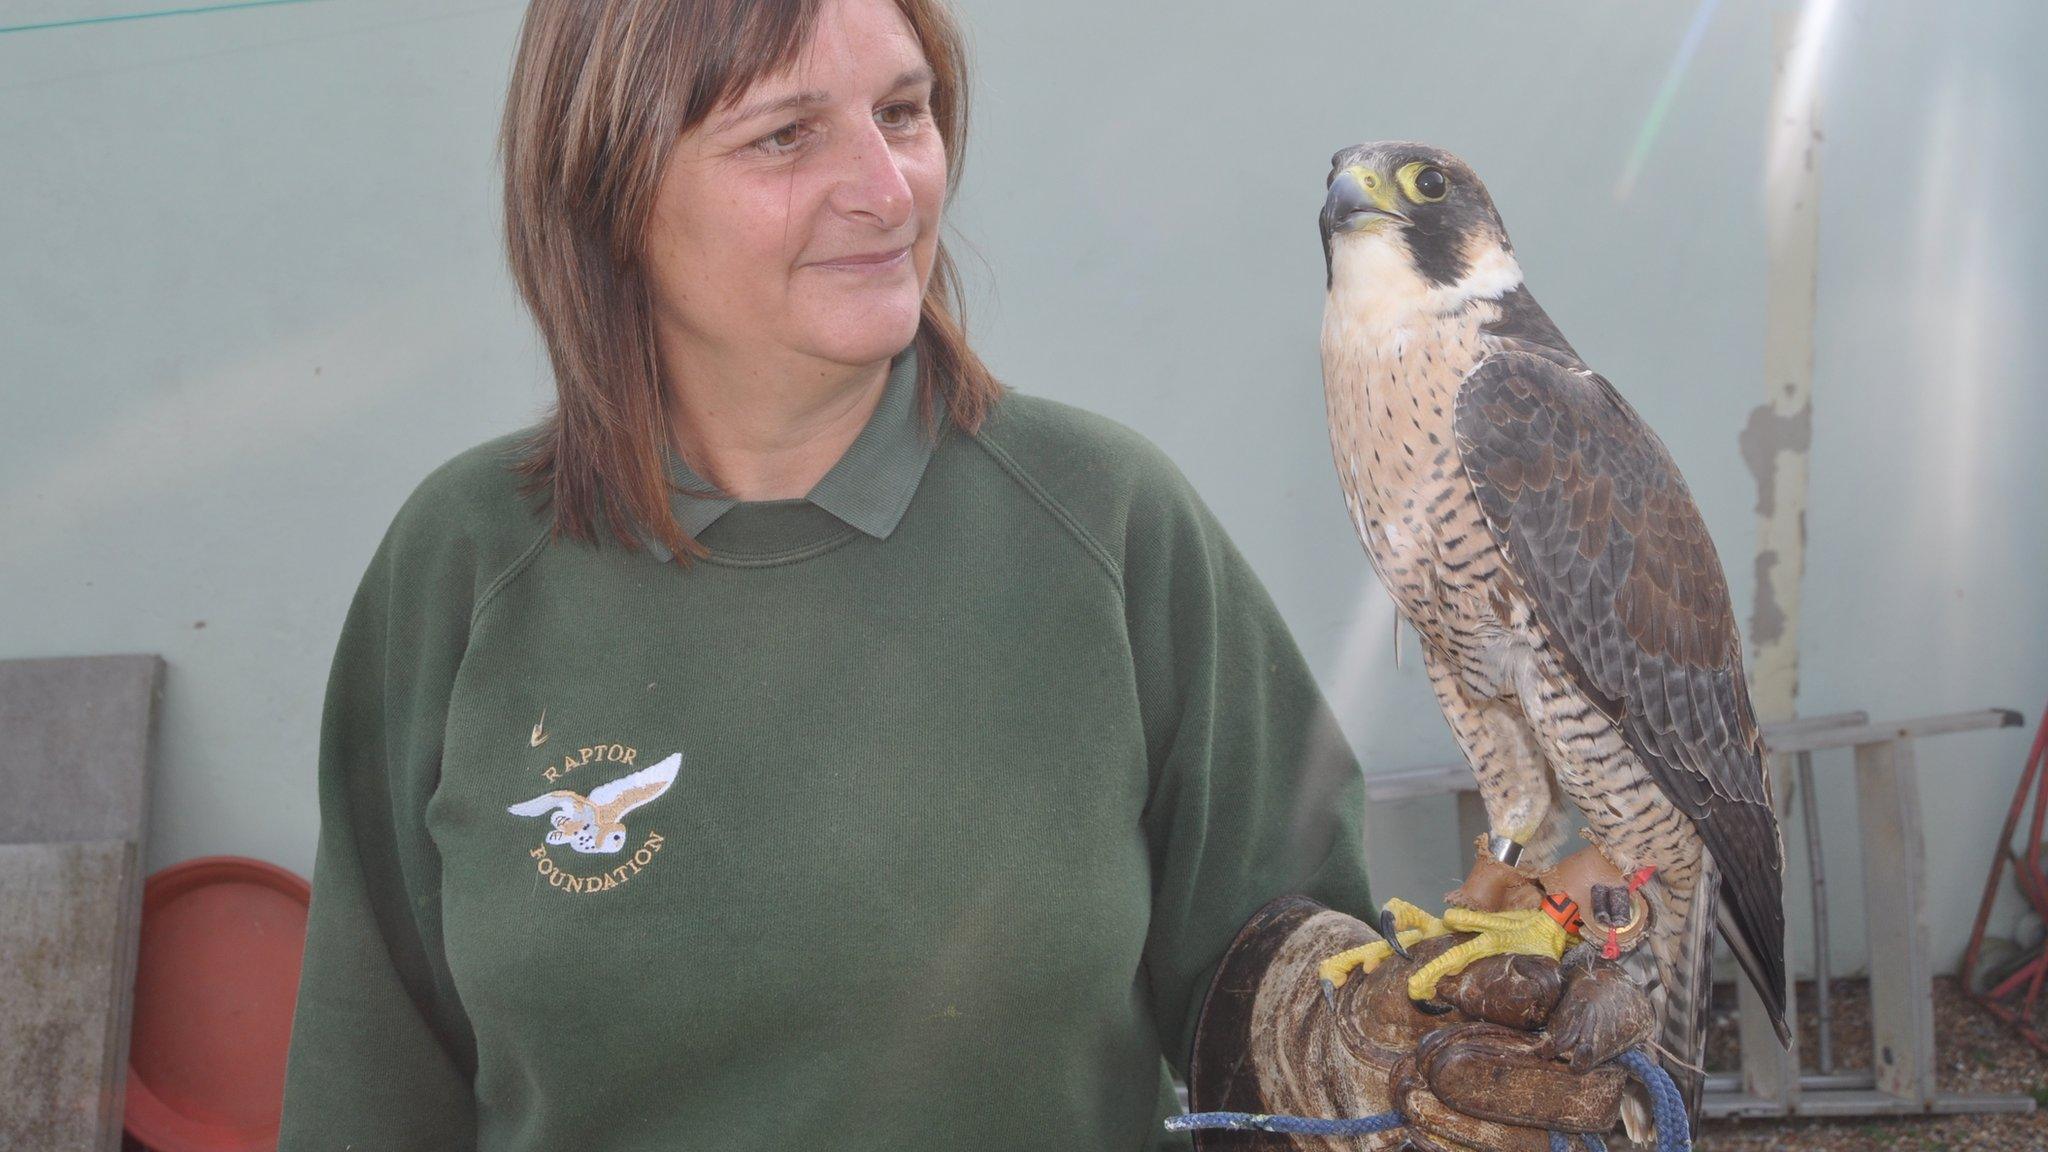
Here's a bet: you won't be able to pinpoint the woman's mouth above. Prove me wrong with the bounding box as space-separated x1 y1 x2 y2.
812 246 910 271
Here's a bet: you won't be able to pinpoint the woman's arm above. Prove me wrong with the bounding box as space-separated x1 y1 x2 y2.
1124 457 1377 1082
277 477 485 1152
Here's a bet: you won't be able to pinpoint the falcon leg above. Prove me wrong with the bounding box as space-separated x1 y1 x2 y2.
1316 897 1449 1010
1463 715 1575 867
1422 653 1575 905
1335 650 1590 1011
1404 904 1577 1002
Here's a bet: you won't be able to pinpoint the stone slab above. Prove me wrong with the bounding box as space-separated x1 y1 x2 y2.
0 654 162 1152
0 654 162 846
0 840 139 1152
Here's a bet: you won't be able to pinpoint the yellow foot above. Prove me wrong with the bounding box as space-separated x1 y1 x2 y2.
1403 904 1576 1003
1317 898 1448 1007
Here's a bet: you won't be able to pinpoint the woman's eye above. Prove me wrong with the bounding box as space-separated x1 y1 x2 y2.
876 101 925 130
754 122 807 154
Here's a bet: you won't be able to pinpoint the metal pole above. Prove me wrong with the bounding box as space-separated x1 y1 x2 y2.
1798 749 1833 1073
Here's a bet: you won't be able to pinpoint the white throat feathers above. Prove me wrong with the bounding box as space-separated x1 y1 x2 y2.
1324 230 1525 338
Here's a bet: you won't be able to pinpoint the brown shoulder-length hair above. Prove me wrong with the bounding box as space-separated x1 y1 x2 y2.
498 0 1002 564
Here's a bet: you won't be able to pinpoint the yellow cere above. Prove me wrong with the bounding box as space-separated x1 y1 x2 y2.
1346 165 1405 217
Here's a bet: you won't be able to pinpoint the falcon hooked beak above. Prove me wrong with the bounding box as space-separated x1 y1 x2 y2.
1322 163 1411 236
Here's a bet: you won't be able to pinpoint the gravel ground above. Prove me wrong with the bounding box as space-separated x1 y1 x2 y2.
1698 976 2048 1151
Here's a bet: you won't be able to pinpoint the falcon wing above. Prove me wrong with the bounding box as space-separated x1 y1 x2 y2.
1453 349 1787 1032
507 790 583 818
589 752 683 819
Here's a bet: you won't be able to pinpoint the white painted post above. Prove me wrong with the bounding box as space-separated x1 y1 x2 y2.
1736 7 1825 1108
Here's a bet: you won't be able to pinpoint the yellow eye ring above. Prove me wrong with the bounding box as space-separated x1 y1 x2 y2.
1397 162 1449 203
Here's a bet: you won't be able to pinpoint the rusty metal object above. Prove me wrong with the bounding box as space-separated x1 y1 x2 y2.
1188 896 1652 1151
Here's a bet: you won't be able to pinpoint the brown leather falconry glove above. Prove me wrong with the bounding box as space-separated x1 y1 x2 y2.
1179 895 1657 1152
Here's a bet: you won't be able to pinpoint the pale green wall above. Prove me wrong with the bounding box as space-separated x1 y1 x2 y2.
3 0 2043 979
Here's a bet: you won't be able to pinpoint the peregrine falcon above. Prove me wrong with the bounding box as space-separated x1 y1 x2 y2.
1312 141 1790 1119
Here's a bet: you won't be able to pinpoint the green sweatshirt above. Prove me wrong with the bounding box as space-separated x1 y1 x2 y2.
277 347 1375 1151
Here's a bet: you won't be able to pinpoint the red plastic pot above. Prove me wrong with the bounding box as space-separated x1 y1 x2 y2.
124 855 311 1152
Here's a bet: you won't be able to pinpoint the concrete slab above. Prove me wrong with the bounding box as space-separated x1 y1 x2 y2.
0 840 139 1152
0 654 162 846
0 654 162 1152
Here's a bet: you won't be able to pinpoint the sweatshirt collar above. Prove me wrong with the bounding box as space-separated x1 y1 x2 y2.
642 344 933 562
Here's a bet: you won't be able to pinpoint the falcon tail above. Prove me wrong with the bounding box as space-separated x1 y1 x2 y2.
1718 878 1796 1049
1630 847 1795 1138
1620 853 1721 1138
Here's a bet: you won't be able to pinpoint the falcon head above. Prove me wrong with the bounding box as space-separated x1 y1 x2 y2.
1319 141 1523 317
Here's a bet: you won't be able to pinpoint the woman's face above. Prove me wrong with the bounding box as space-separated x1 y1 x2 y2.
645 0 946 375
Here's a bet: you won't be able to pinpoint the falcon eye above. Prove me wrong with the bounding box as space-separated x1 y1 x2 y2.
1412 166 1448 202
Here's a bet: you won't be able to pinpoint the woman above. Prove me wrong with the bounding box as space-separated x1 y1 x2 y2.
277 0 1374 1148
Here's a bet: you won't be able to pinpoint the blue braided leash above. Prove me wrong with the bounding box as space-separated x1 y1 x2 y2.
1618 1048 1691 1151
1165 1045 1689 1152
1163 1111 1406 1137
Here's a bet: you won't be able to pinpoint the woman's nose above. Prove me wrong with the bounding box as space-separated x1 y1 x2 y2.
828 122 914 230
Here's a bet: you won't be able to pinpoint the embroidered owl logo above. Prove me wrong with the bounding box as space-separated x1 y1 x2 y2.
507 752 681 854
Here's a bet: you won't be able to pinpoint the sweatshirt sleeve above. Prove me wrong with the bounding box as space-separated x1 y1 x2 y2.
277 480 484 1151
1125 459 1377 1082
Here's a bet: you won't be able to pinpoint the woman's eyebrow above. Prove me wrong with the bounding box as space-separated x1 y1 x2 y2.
889 64 936 92
712 89 828 135
712 66 935 135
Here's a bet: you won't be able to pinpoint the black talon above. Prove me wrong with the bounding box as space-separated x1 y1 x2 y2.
1376 908 1412 961
1411 996 1456 1016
